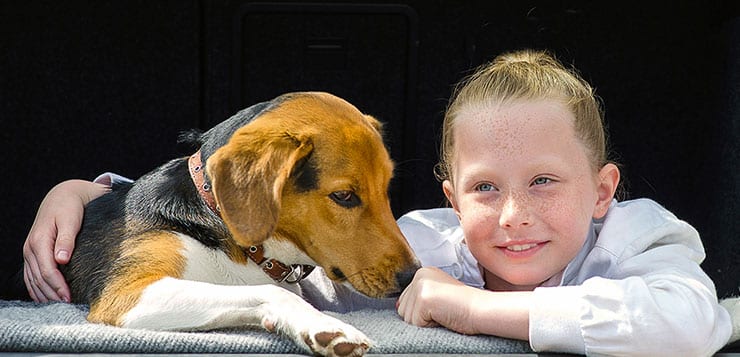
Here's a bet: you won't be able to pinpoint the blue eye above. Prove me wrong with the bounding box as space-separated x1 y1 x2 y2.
476 183 495 192
533 177 551 185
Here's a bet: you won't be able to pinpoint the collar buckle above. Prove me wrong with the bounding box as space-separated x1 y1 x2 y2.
246 245 315 284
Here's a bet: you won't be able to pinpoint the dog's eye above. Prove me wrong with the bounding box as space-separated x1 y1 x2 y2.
330 190 361 208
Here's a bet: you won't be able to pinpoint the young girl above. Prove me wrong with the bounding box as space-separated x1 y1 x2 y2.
392 50 736 354
22 50 737 355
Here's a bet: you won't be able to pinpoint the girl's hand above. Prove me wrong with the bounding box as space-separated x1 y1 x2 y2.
396 266 532 340
23 180 109 302
396 266 481 334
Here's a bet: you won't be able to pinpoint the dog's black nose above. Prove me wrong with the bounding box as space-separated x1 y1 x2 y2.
395 264 420 290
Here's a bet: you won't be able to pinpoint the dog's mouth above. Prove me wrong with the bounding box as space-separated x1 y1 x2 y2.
337 278 403 299
385 290 403 299
329 266 347 281
329 264 417 299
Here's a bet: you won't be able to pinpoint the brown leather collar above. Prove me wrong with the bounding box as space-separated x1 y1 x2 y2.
245 245 315 284
187 150 314 284
188 150 220 215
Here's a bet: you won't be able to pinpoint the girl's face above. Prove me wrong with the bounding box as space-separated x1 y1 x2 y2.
443 99 617 291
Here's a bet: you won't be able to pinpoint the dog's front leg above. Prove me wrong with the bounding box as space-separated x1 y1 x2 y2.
122 277 370 356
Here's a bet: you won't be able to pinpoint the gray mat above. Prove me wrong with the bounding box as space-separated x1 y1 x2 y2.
0 300 532 354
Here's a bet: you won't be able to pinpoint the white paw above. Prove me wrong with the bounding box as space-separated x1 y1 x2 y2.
721 297 740 343
299 316 371 357
258 287 371 356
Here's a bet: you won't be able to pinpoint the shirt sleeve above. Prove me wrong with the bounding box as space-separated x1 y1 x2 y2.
93 172 133 186
397 208 484 288
529 199 733 356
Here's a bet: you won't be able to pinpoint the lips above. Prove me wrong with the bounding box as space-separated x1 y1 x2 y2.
497 241 547 258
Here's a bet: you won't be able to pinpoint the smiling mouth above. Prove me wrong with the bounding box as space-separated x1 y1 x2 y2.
506 243 540 252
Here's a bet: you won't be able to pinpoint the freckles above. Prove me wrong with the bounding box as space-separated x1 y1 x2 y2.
572 175 601 218
543 195 591 241
535 194 577 230
464 202 496 222
534 198 551 216
460 202 497 236
461 106 525 157
491 124 525 158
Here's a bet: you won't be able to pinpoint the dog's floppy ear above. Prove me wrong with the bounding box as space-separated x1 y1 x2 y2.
207 131 313 246
363 115 384 136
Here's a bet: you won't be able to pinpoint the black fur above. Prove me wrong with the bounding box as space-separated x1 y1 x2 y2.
292 154 319 192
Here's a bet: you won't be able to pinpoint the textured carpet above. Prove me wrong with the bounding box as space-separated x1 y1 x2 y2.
0 300 532 354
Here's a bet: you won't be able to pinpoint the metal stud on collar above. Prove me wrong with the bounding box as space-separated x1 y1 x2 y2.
245 245 314 284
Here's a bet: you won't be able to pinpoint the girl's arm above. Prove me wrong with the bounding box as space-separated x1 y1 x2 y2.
23 179 110 302
398 255 732 356
529 269 732 356
396 266 531 340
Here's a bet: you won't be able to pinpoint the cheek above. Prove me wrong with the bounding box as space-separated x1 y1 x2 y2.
542 208 588 238
457 199 497 243
537 192 593 245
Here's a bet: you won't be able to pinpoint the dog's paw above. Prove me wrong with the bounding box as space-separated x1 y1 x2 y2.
300 319 371 357
258 286 371 356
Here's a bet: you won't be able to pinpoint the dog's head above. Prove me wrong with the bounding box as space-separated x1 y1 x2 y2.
207 92 419 298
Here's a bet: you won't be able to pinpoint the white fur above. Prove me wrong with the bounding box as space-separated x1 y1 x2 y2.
120 233 370 356
178 233 289 288
721 297 740 344
261 238 317 266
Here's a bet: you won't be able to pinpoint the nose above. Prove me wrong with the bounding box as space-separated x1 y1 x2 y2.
499 192 531 229
395 262 421 290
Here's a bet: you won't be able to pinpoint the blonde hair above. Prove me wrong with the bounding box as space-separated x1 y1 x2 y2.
436 49 609 184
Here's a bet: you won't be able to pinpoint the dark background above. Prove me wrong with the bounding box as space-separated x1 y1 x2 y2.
1 1 738 300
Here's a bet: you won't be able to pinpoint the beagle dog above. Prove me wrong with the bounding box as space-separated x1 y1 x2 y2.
61 92 420 357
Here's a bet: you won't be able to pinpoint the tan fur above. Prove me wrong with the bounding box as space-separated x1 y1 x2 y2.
208 92 416 298
87 231 186 325
208 126 314 246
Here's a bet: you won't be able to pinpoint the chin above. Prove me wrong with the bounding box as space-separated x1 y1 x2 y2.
498 272 556 290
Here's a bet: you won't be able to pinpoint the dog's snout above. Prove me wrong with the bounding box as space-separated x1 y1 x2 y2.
385 264 420 298
395 263 421 290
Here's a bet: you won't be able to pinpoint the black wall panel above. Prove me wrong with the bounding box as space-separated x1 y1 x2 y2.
1 1 202 291
232 3 418 213
1 1 738 298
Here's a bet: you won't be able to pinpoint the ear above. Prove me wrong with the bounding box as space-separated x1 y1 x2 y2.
363 115 384 136
442 179 462 220
593 163 620 219
207 132 313 246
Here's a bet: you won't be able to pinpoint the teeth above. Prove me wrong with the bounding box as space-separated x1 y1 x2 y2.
507 243 538 252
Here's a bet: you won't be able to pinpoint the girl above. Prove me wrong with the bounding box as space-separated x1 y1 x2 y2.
23 50 736 355
392 50 735 355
